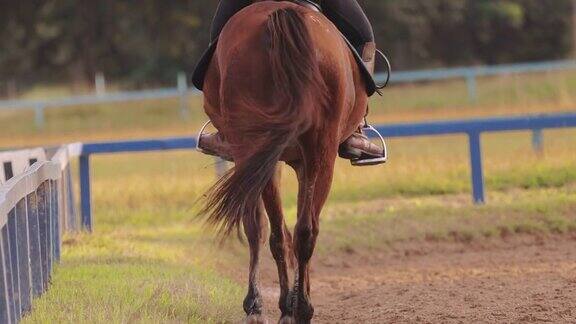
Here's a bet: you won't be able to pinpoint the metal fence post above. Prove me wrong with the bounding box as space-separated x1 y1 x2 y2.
65 165 77 231
79 155 93 232
36 182 50 292
532 129 544 155
45 182 53 280
50 180 61 262
34 104 45 129
468 132 485 204
26 192 43 298
6 210 20 321
466 71 478 103
177 72 190 120
15 199 31 314
0 228 11 324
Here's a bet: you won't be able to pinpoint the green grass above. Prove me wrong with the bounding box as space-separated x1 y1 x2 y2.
320 186 576 253
26 227 245 323
23 149 576 322
23 150 576 322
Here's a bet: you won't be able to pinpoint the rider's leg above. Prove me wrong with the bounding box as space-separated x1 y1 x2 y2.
323 0 385 165
210 0 252 41
197 1 252 159
193 0 251 90
322 0 375 49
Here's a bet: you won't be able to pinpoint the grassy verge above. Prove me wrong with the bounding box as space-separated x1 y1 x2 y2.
320 186 576 254
24 184 576 322
25 223 245 323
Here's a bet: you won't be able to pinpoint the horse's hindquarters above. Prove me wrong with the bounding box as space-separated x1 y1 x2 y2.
200 2 370 322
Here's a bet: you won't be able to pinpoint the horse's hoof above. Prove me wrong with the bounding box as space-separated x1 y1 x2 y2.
245 314 269 324
279 316 296 324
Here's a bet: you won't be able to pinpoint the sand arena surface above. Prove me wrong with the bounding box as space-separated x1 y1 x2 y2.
255 235 576 323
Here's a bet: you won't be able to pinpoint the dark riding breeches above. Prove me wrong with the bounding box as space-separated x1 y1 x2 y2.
210 0 252 41
210 0 375 52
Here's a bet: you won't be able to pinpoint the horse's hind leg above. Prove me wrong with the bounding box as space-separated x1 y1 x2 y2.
290 144 337 323
262 166 295 322
243 199 269 323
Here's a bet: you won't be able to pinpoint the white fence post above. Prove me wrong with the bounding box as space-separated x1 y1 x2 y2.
466 70 478 103
95 73 106 97
178 72 190 120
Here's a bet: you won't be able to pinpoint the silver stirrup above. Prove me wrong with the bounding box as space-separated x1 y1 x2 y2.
196 120 213 154
351 124 388 166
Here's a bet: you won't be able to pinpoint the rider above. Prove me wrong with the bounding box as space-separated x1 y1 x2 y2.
194 0 386 166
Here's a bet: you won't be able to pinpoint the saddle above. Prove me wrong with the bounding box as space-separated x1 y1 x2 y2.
191 0 379 96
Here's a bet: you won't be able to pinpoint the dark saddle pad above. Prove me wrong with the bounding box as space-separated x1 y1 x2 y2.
191 0 377 96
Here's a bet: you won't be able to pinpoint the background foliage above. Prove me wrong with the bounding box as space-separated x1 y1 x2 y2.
0 0 574 87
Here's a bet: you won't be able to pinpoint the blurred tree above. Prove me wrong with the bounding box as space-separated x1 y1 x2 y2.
0 0 573 87
466 0 526 64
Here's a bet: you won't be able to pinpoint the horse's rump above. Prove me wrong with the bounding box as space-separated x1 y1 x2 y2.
201 2 332 237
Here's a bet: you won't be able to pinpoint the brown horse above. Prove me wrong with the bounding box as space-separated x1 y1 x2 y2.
200 1 368 322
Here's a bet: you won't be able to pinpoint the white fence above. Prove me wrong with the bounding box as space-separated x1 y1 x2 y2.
0 73 195 128
0 143 80 323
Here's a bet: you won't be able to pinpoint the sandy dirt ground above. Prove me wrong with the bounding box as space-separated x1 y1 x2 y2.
252 235 576 323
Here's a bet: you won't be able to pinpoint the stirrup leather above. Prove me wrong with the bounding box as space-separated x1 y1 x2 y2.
351 124 388 167
375 49 392 92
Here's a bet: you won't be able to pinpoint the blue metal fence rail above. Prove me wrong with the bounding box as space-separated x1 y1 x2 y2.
2 59 576 128
75 112 576 232
373 113 576 203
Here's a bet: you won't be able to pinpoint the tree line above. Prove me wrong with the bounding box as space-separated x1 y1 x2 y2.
0 0 574 89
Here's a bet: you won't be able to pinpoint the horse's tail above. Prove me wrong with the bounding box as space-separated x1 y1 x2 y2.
201 6 328 238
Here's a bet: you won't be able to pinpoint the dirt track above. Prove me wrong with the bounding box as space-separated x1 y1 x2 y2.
257 235 576 323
